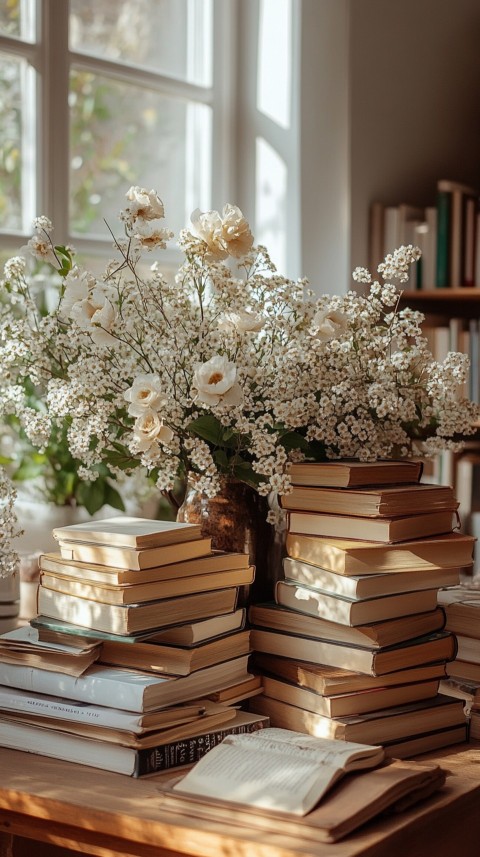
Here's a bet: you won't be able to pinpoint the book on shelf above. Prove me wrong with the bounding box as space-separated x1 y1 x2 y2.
39 550 250 586
37 584 239 635
251 652 447 697
280 483 457 516
0 655 251 712
251 600 445 649
0 626 101 677
287 509 457 543
250 628 457 676
285 531 475 575
0 685 209 732
421 206 438 290
32 608 247 647
436 179 478 287
99 630 251 676
39 564 255 605
287 459 423 488
0 699 239 749
383 725 468 759
0 709 269 777
249 693 466 745
257 674 441 719
368 201 385 274
52 516 202 549
173 726 384 816
162 757 446 843
273 581 442 627
283 556 461 599
57 537 213 570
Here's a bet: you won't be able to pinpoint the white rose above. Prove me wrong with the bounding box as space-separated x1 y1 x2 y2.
311 308 348 342
59 267 93 318
221 204 254 258
190 208 228 260
70 286 117 346
132 409 174 451
221 309 265 333
125 186 165 221
124 374 167 417
193 354 243 407
133 220 172 250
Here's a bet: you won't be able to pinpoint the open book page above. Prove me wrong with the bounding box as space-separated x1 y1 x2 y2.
173 727 384 816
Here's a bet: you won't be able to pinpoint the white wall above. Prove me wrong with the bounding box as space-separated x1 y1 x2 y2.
350 0 480 271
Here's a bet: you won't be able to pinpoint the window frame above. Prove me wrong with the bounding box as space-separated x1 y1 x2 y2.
0 0 237 265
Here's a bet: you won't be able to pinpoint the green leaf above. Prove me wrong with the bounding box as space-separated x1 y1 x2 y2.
233 464 263 488
14 460 45 480
279 432 311 453
75 480 107 516
104 484 126 512
187 415 226 447
213 449 229 470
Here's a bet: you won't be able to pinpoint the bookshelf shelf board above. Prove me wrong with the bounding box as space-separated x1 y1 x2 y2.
399 290 480 317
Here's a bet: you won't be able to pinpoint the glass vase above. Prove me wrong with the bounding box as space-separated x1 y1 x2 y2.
176 477 284 603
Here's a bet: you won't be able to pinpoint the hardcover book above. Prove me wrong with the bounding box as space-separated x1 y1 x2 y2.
273 581 441 627
285 532 475 575
250 694 466 745
39 550 249 585
287 510 456 544
57 537 213 570
286 460 423 488
0 655 252 712
250 600 445 647
280 484 456 517
250 628 457 676
37 584 239 635
0 709 269 776
52 516 202 548
283 556 461 599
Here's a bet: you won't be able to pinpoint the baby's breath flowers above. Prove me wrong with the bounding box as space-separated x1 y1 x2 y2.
1 192 478 521
0 470 21 579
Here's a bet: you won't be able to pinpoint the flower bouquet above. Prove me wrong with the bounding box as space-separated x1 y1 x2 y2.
0 187 478 563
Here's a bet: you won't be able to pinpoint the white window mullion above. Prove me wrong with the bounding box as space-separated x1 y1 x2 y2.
211 0 238 211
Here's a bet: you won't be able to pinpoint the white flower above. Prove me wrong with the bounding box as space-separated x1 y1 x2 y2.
70 285 117 346
190 209 228 260
3 257 26 279
125 187 165 221
311 308 348 342
124 374 167 417
132 409 174 451
59 267 92 318
32 216 53 233
193 355 243 406
221 204 254 258
133 220 172 250
25 234 57 266
220 309 265 333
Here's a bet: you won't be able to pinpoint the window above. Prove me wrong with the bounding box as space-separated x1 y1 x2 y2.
0 0 234 264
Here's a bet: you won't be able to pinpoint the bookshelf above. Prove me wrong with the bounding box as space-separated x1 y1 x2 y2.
398 290 480 320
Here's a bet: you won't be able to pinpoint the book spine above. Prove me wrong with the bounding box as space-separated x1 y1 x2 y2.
133 719 268 776
436 189 451 287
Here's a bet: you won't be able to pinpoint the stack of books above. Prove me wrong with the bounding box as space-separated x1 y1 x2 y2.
437 584 480 734
0 570 20 634
0 517 269 776
248 460 475 757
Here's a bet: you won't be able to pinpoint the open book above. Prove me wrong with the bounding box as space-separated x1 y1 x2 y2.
173 726 384 816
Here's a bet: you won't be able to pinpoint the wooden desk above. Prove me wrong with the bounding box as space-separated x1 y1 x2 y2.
1 743 480 857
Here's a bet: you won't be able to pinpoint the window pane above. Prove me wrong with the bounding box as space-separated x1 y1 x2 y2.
255 137 287 274
0 0 36 41
257 0 292 129
69 0 213 86
0 54 23 231
69 69 212 238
